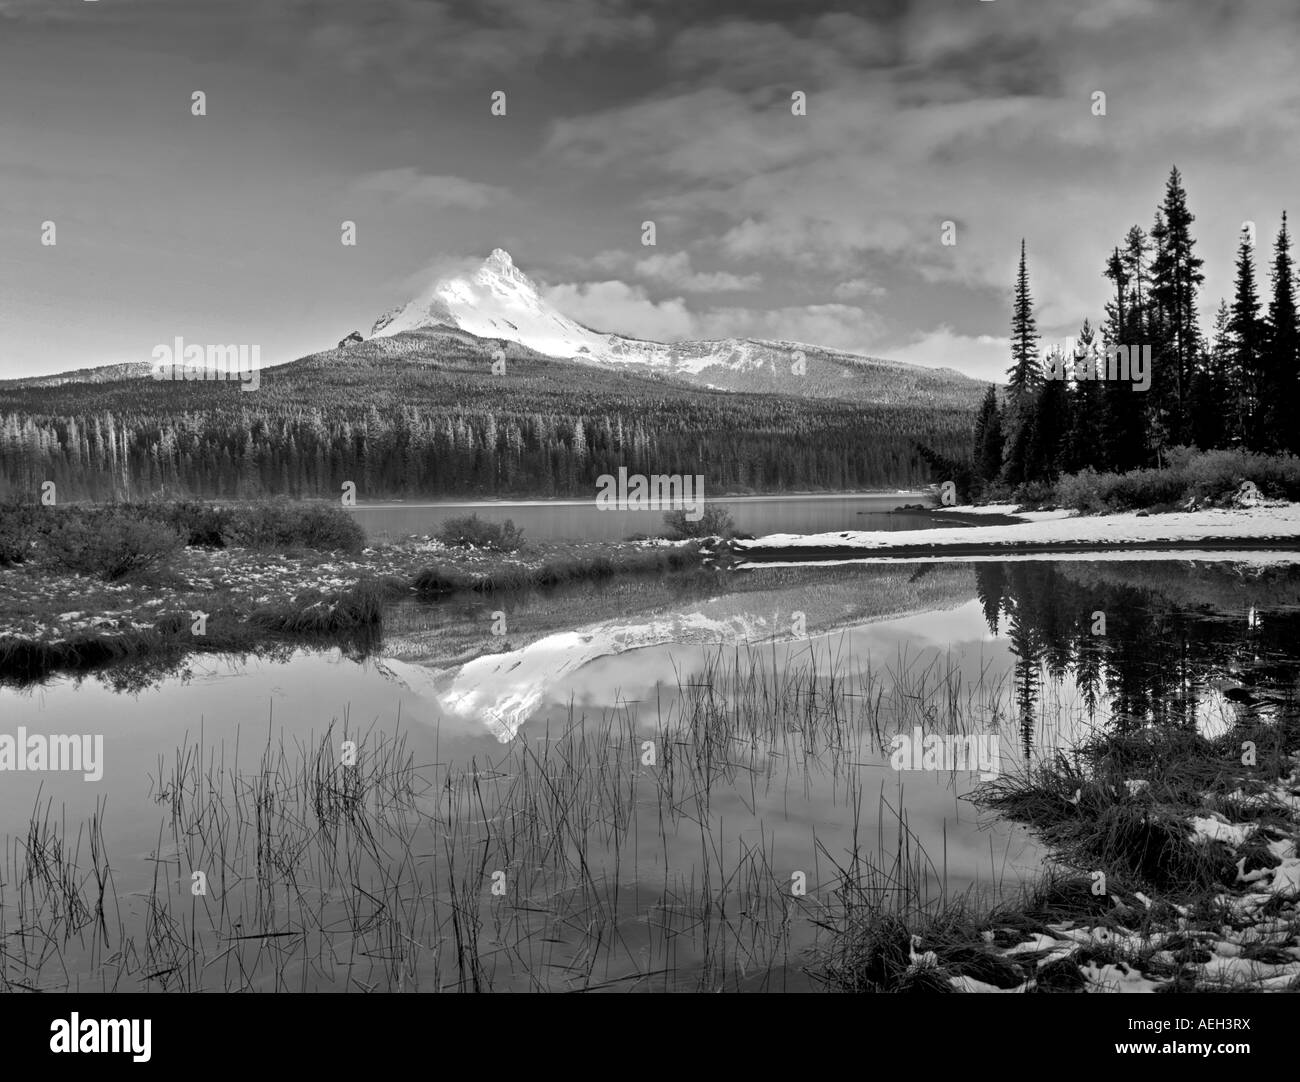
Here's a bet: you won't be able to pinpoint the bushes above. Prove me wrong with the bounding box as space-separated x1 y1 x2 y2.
216 502 365 552
0 500 365 577
1009 479 1056 507
148 501 233 547
140 501 365 552
1051 449 1300 513
43 510 184 581
437 514 524 552
661 505 737 539
0 502 41 566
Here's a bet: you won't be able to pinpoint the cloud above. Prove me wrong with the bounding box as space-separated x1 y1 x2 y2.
541 280 698 339
633 252 760 292
0 0 75 19
542 1 1300 333
352 168 508 209
884 326 1010 383
695 302 884 353
287 0 656 88
831 278 887 300
543 276 883 353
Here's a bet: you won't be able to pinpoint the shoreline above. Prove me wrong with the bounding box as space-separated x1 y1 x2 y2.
0 538 702 686
348 490 926 511
730 503 1300 561
736 537 1300 562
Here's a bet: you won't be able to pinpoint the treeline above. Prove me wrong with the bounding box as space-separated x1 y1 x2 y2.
0 351 972 500
958 167 1299 497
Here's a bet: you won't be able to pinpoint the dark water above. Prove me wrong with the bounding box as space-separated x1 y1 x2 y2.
348 492 935 541
3 556 1297 990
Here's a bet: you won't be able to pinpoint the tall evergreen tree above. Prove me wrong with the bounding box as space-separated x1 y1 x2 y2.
1262 212 1300 452
1004 240 1041 487
1121 226 1151 335
1007 239 1041 400
1148 167 1205 444
1102 239 1148 470
972 384 1004 485
1065 319 1104 472
1190 300 1230 449
1227 223 1267 449
1027 350 1070 482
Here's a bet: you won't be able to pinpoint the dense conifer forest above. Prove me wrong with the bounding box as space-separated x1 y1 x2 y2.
1 335 975 501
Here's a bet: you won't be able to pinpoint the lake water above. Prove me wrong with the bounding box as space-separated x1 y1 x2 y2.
349 492 941 541
3 556 1298 990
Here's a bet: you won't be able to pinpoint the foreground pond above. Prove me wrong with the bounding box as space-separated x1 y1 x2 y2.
2 557 1297 990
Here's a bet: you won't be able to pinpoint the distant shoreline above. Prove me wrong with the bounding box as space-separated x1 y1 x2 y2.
348 491 927 511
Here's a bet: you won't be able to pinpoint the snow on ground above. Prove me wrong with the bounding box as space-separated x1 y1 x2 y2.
739 549 1300 570
945 504 1074 521
1189 814 1256 847
736 503 1300 552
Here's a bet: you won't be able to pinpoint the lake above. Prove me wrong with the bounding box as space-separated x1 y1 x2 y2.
348 492 942 541
3 555 1297 990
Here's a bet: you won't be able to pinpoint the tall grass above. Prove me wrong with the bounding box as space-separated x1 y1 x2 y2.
7 640 1292 992
0 641 1019 992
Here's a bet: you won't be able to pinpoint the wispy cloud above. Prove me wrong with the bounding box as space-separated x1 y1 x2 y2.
352 168 508 210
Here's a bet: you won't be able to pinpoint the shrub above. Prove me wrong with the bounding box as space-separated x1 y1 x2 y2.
1053 467 1104 513
219 502 365 553
661 505 736 539
437 514 524 552
1009 480 1056 507
146 501 233 547
0 501 42 566
1052 450 1300 513
43 511 184 580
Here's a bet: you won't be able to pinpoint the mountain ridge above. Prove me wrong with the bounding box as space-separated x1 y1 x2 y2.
4 249 984 411
359 248 983 406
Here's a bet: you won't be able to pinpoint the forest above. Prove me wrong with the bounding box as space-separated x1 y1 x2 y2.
959 167 1300 498
0 336 975 501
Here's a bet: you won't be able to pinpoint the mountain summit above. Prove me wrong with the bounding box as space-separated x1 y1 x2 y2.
370 248 610 359
365 249 983 406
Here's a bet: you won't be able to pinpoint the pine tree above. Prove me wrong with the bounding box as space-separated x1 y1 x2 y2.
1027 347 1070 481
1227 223 1267 449
1148 167 1205 445
1003 240 1042 488
1121 226 1151 335
1262 212 1300 452
1190 301 1230 449
1007 239 1041 399
972 384 1004 485
1102 242 1147 470
1065 319 1104 472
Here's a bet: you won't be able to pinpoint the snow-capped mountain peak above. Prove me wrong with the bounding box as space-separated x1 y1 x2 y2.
365 249 983 406
369 248 607 358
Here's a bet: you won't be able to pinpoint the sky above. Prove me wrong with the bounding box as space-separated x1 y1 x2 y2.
2 0 1298 382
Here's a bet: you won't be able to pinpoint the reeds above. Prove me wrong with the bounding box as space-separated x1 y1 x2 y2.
7 638 1290 992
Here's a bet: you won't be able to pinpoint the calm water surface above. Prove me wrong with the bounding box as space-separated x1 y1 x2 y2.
349 492 941 541
3 557 1297 990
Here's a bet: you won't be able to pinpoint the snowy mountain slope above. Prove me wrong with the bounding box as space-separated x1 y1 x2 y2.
368 249 984 405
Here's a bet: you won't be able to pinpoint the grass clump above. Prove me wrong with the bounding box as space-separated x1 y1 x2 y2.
249 577 400 634
412 544 704 596
662 506 737 539
437 514 524 552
